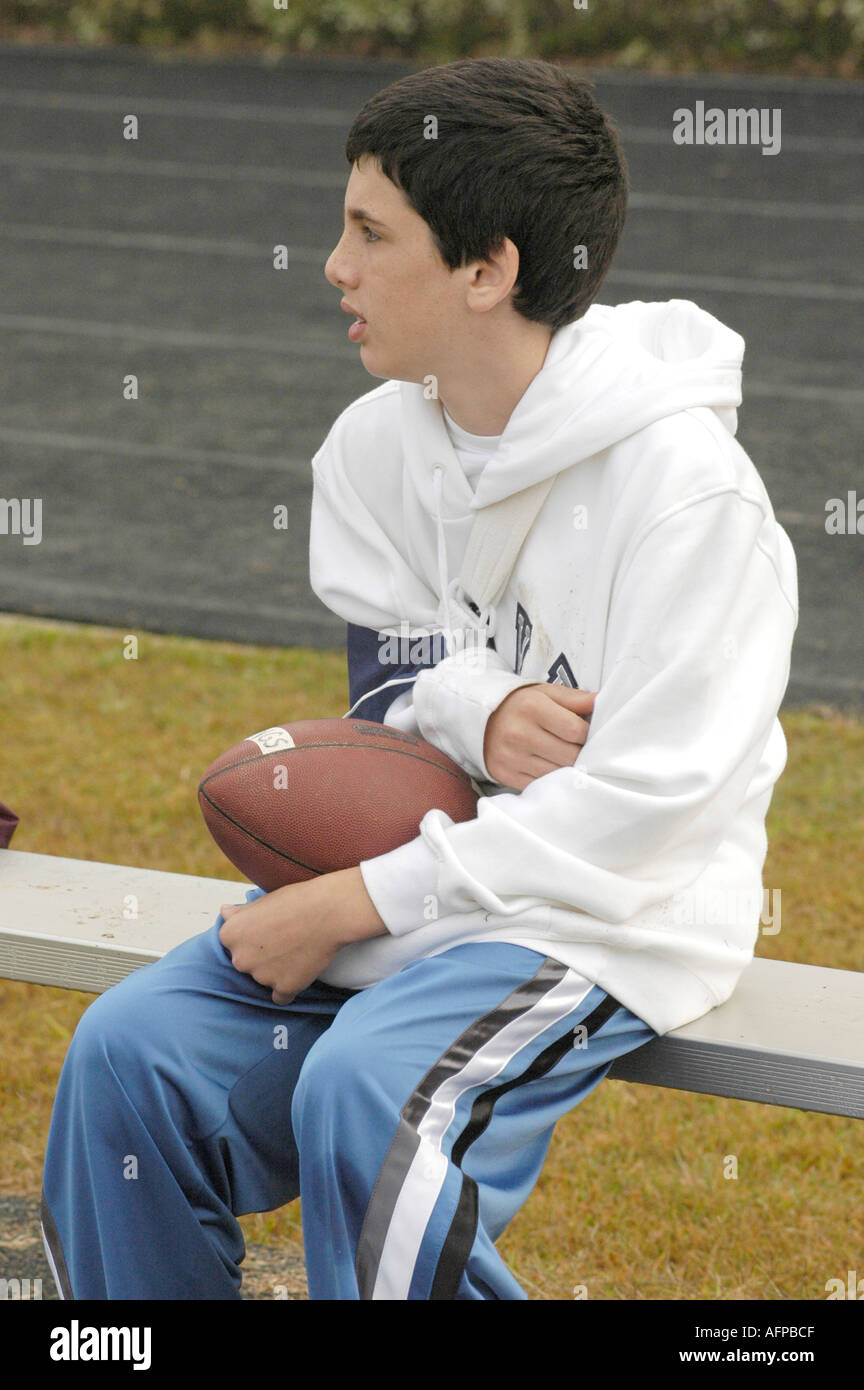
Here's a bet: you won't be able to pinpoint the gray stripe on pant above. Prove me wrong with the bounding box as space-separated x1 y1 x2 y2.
354 957 570 1299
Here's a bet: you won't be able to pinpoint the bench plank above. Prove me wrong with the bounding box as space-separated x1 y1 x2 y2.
0 849 247 993
2 850 863 1118
609 955 864 1118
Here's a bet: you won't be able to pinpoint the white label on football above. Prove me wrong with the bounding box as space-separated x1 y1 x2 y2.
245 727 296 754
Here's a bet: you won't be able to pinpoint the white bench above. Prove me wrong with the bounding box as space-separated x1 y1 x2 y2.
2 849 863 1120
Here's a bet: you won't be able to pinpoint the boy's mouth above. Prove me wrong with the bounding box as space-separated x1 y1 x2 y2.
341 300 368 342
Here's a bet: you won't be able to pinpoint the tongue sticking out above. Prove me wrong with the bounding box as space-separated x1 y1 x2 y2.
348 317 367 342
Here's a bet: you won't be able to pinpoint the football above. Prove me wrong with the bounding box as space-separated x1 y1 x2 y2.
198 718 480 891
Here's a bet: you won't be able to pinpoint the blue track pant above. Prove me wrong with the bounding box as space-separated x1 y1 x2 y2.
42 888 656 1300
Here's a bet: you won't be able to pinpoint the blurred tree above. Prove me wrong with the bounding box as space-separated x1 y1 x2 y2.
0 0 860 74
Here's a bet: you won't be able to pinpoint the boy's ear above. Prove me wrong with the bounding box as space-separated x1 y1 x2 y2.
464 237 520 314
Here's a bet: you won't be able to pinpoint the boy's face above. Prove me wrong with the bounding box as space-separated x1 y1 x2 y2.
325 156 470 383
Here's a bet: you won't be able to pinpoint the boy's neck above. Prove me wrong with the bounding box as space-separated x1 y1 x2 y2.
436 318 553 437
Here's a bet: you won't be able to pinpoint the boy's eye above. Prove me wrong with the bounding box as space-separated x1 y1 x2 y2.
362 225 380 243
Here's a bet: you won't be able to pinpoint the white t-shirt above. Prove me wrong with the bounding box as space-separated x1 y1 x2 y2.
441 406 502 490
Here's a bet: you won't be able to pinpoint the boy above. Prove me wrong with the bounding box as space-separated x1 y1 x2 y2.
41 58 797 1301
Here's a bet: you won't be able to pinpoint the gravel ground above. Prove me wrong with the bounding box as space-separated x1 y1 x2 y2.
0 1194 308 1300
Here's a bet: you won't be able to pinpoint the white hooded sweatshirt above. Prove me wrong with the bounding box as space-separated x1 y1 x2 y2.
308 299 798 1035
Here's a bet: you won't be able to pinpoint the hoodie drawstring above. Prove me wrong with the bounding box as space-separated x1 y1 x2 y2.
432 465 495 658
432 466 454 640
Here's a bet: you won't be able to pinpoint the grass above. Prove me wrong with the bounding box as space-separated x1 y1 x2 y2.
2 613 862 1300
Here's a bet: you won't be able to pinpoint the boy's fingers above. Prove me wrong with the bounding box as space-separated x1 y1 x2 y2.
532 686 596 741
537 684 596 711
535 705 591 746
524 727 589 766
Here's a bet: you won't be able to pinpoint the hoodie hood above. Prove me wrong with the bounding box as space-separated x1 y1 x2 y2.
309 298 752 638
401 299 745 517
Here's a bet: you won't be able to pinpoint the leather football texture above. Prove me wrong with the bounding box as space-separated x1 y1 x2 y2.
198 717 479 891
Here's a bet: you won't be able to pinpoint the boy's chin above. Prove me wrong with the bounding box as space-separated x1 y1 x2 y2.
359 352 391 381
360 348 433 388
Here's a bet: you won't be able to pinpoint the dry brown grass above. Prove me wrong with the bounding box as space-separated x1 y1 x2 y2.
2 615 862 1299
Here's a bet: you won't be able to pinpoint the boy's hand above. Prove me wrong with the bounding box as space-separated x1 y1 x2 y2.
218 866 387 1004
483 684 596 791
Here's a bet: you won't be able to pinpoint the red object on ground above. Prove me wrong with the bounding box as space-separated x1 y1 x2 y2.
0 799 19 847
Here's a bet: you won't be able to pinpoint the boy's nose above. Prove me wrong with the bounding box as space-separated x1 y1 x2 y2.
325 238 355 290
